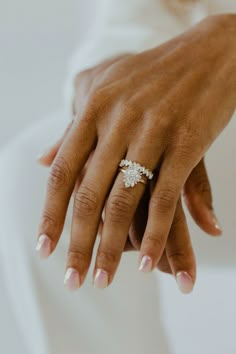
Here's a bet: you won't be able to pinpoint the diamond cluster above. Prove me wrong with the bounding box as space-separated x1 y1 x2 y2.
119 159 154 188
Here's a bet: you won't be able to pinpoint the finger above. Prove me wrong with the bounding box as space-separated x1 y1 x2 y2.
166 198 196 294
93 139 161 288
183 158 222 236
37 120 74 167
139 151 193 272
100 219 133 252
129 183 172 273
36 114 96 259
64 136 126 289
128 183 150 250
72 152 94 197
93 172 145 288
150 174 172 274
156 250 172 275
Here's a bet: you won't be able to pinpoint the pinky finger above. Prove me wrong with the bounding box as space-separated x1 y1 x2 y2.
166 198 196 294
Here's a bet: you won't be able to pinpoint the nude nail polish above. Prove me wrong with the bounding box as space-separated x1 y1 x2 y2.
176 271 194 294
35 234 51 259
36 147 50 161
210 210 222 233
64 268 80 291
94 269 108 289
139 255 153 273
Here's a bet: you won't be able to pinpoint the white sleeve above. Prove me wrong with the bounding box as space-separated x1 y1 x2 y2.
64 0 207 115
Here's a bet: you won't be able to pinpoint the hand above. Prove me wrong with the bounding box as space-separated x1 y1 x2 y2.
36 14 235 291
38 131 221 294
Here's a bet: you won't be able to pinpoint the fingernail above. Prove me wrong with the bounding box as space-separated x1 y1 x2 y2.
210 210 222 233
64 268 80 291
35 234 51 259
36 147 50 161
94 269 108 289
176 271 194 294
139 255 153 273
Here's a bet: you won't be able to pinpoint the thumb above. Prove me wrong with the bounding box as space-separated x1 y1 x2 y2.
183 158 222 236
37 120 74 167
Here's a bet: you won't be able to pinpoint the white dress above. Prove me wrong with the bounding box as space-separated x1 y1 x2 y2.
0 1 236 354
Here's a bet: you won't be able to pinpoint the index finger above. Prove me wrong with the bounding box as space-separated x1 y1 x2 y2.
36 115 96 258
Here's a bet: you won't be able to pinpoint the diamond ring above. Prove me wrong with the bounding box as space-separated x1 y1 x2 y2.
119 159 154 188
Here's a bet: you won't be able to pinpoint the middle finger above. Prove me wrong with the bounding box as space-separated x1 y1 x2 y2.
93 146 161 288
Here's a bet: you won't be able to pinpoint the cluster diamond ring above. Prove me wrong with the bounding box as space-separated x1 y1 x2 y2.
119 159 154 188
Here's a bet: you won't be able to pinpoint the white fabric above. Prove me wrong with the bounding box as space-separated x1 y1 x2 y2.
1 1 236 354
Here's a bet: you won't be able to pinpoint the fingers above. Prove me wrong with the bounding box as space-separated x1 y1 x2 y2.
139 152 192 272
36 116 97 259
37 120 74 167
183 158 222 236
166 198 196 294
92 139 162 288
129 182 172 273
156 251 172 275
64 137 126 289
128 182 150 250
93 171 146 288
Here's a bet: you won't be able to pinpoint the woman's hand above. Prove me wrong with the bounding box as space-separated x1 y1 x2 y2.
39 135 221 293
39 144 222 294
36 14 235 291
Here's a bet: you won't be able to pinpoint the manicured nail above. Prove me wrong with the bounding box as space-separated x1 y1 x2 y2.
35 234 51 259
139 255 153 273
64 268 80 291
36 147 50 161
176 271 194 294
210 210 222 233
94 269 108 289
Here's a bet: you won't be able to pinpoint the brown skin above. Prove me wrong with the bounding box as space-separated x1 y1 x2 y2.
39 130 219 278
37 14 236 288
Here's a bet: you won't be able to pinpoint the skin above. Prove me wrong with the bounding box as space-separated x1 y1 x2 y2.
39 128 220 279
37 14 236 291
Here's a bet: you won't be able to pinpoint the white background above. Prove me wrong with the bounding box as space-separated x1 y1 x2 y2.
0 0 94 147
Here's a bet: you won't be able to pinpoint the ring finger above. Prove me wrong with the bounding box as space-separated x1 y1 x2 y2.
93 146 161 288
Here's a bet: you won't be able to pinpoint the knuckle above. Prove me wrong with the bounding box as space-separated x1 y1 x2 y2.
157 99 179 124
194 178 211 195
108 192 134 224
144 232 164 250
167 250 187 263
151 188 177 212
88 89 109 111
167 247 195 272
97 248 120 266
68 245 91 265
121 100 140 117
82 89 112 120
40 211 58 235
48 157 71 194
74 185 99 219
171 129 201 161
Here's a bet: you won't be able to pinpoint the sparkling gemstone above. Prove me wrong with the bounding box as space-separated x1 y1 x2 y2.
123 163 142 188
